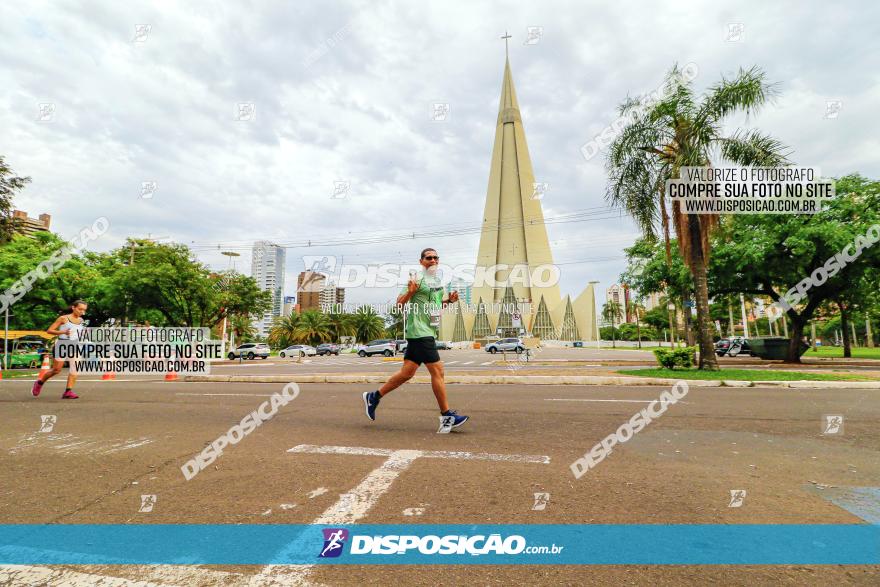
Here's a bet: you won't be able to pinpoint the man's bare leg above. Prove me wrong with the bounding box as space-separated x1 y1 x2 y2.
424 361 449 413
378 360 419 396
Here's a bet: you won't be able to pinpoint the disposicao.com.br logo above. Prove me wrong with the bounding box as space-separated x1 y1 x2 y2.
319 530 563 558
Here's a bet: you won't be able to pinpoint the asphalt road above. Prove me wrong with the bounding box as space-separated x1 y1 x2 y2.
1 374 878 585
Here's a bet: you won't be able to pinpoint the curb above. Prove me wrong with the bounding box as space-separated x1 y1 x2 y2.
183 374 879 388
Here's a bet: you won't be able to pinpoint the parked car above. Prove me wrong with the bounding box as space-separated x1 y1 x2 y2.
279 345 317 358
394 339 408 352
435 340 452 350
714 337 752 357
316 343 340 356
484 338 524 354
358 339 397 357
228 343 271 360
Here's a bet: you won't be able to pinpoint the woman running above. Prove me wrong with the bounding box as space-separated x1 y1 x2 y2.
31 299 88 399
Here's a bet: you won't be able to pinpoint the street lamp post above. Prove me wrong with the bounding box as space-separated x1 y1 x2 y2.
219 251 241 359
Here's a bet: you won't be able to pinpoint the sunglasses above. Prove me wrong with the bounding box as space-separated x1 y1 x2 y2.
423 255 439 261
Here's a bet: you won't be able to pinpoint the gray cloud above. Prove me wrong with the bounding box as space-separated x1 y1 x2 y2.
1 0 877 307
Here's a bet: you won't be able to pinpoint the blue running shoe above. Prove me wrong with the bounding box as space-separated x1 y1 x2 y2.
442 410 469 429
363 390 380 421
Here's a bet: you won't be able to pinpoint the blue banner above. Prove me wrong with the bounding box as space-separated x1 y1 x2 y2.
1 524 877 565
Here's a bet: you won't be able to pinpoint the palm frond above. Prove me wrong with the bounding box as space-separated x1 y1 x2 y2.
716 129 792 167
698 66 780 124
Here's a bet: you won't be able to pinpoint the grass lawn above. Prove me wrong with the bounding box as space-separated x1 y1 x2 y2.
1 369 39 379
803 347 880 360
619 368 874 381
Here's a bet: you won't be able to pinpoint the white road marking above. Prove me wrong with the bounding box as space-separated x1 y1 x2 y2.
0 565 173 586
176 393 273 397
545 398 690 404
103 439 154 454
445 361 459 365
288 444 551 464
307 487 328 499
250 444 550 584
214 363 277 368
480 361 493 365
462 361 474 365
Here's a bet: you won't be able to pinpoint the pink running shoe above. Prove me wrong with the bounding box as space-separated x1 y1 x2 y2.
61 390 79 399
31 379 44 397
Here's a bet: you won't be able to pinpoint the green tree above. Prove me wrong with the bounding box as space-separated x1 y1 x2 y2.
0 156 31 244
607 64 790 369
0 232 104 329
268 313 301 348
602 301 623 348
295 310 332 346
709 175 880 362
351 306 386 343
628 299 645 347
113 240 271 327
326 311 355 343
230 313 257 344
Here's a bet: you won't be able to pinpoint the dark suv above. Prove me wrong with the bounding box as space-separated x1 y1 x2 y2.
316 343 340 356
714 337 752 357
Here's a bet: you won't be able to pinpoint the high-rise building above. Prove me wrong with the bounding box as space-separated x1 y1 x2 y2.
12 210 51 236
297 271 326 312
605 284 630 323
439 53 597 342
318 279 346 312
251 241 286 337
642 291 664 312
447 277 473 305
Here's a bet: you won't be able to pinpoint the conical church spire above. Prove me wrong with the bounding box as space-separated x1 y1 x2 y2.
471 54 562 318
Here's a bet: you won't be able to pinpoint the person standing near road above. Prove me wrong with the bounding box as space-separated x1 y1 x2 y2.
31 299 88 399
362 248 468 429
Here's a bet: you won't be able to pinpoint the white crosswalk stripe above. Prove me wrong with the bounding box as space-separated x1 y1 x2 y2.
446 361 459 365
481 361 493 365
462 361 474 365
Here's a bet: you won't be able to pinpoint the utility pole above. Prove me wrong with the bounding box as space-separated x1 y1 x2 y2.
811 322 817 351
867 312 875 348
3 306 9 370
739 294 750 339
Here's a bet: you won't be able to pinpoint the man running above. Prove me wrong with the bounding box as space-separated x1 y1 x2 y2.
362 248 468 429
31 300 88 399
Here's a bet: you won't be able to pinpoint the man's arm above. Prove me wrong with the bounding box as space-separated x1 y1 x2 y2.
397 276 420 306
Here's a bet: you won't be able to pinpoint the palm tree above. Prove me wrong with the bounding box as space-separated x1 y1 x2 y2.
351 306 386 343
628 299 645 348
602 302 623 348
326 311 355 343
606 64 790 369
230 314 257 343
386 305 405 339
295 310 333 346
268 313 301 348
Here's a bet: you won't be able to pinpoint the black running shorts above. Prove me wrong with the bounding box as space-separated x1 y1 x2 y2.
403 336 440 365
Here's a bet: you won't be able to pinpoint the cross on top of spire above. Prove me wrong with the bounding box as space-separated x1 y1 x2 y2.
501 30 512 58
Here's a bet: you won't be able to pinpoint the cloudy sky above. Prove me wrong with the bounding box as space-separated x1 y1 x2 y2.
2 0 878 307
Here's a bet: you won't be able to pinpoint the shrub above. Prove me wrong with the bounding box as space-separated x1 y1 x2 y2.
652 346 697 369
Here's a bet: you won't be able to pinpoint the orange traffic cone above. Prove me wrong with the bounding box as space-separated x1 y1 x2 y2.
101 352 116 380
40 354 51 373
164 371 179 381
